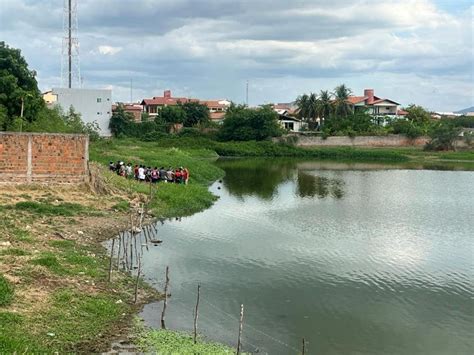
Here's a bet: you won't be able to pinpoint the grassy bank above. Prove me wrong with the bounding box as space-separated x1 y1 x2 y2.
0 185 159 353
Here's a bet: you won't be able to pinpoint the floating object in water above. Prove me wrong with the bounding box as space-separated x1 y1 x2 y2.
150 240 163 244
217 186 221 190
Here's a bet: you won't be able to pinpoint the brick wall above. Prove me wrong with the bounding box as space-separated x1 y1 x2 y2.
0 133 89 184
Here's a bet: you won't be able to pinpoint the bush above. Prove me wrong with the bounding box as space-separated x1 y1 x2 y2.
425 121 461 151
219 105 283 141
389 119 424 139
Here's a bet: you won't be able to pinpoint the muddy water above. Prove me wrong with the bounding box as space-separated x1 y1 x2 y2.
136 159 473 354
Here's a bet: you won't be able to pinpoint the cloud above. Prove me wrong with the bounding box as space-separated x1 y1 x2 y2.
0 0 472 111
98 45 123 55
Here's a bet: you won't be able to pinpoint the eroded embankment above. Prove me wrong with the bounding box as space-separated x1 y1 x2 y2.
0 166 161 353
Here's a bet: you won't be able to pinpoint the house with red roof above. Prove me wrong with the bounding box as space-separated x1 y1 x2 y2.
349 89 400 124
140 90 231 122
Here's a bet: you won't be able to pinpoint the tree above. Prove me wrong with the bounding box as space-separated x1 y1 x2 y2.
0 41 44 130
404 104 431 124
158 105 186 125
180 102 210 127
316 90 333 119
219 105 282 141
296 92 318 122
109 104 134 136
425 121 461 151
333 84 353 117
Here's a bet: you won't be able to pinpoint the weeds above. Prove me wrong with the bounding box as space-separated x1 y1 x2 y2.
0 275 14 306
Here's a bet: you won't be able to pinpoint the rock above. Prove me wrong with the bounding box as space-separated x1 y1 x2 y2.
77 231 84 235
0 241 11 247
115 299 123 304
47 332 55 337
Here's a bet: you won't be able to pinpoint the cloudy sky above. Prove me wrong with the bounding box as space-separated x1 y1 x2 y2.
0 0 472 111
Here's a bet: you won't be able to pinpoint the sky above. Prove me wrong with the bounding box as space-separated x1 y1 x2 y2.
0 0 472 111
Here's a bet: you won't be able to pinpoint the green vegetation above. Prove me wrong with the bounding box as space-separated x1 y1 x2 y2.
109 101 211 138
0 275 14 306
425 120 462 151
0 41 100 138
0 41 44 130
134 320 234 354
219 104 283 141
13 201 96 216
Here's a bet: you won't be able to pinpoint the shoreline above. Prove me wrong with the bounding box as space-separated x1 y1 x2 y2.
1 138 472 353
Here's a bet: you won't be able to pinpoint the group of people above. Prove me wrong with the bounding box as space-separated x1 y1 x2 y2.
109 161 190 184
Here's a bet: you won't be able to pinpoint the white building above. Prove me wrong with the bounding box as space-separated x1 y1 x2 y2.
47 88 113 136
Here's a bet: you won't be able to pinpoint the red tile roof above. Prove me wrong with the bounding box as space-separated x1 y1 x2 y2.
347 96 366 104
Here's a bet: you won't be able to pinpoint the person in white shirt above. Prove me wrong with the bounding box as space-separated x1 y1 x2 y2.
138 165 146 181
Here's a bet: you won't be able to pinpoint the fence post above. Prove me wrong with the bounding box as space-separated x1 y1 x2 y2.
107 238 115 282
134 255 141 303
237 304 244 355
161 266 170 329
193 284 201 344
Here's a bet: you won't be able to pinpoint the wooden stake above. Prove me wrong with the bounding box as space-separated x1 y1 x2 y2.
116 232 122 271
107 238 115 282
193 284 201 344
302 337 306 355
161 266 170 329
237 304 244 355
134 255 141 303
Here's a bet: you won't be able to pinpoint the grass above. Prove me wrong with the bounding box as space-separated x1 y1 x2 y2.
0 275 14 306
0 248 29 256
13 201 96 216
134 319 235 354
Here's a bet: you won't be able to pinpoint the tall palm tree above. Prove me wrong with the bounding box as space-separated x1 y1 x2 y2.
316 90 333 119
296 92 318 123
333 84 353 117
295 93 310 121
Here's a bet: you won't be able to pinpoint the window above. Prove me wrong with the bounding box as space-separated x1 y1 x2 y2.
97 98 102 103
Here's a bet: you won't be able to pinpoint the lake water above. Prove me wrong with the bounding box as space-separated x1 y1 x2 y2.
138 159 473 354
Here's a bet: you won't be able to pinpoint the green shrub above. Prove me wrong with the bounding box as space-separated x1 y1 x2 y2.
0 275 14 306
389 119 424 138
425 121 462 151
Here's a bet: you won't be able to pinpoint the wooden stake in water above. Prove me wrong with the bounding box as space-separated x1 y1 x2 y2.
161 266 170 329
302 337 306 355
237 304 244 355
134 255 141 303
107 238 115 282
193 284 201 344
116 232 122 271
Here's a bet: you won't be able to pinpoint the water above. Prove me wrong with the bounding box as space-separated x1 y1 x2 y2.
138 159 474 354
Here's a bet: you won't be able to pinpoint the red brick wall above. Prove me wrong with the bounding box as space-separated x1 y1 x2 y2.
0 133 89 184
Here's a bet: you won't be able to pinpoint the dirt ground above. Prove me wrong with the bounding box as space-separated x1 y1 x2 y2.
0 169 161 353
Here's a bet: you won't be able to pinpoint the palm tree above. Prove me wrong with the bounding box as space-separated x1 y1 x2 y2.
333 84 353 117
296 92 318 123
295 93 310 121
316 90 333 119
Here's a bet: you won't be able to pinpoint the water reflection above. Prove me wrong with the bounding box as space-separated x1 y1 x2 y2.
217 158 346 200
217 159 294 200
297 171 345 199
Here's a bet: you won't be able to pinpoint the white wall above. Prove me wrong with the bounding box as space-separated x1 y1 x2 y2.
52 88 112 136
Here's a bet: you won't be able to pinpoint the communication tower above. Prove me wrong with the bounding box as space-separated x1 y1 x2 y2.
61 0 81 88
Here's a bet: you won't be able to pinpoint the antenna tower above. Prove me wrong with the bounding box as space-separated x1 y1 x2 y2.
61 0 81 88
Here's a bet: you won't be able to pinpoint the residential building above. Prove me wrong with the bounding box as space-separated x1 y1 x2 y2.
112 103 143 122
42 90 57 105
48 88 112 136
348 89 400 124
140 90 231 122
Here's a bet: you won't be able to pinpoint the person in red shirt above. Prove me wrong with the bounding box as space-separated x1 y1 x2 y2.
134 164 139 180
182 167 189 185
174 168 182 184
